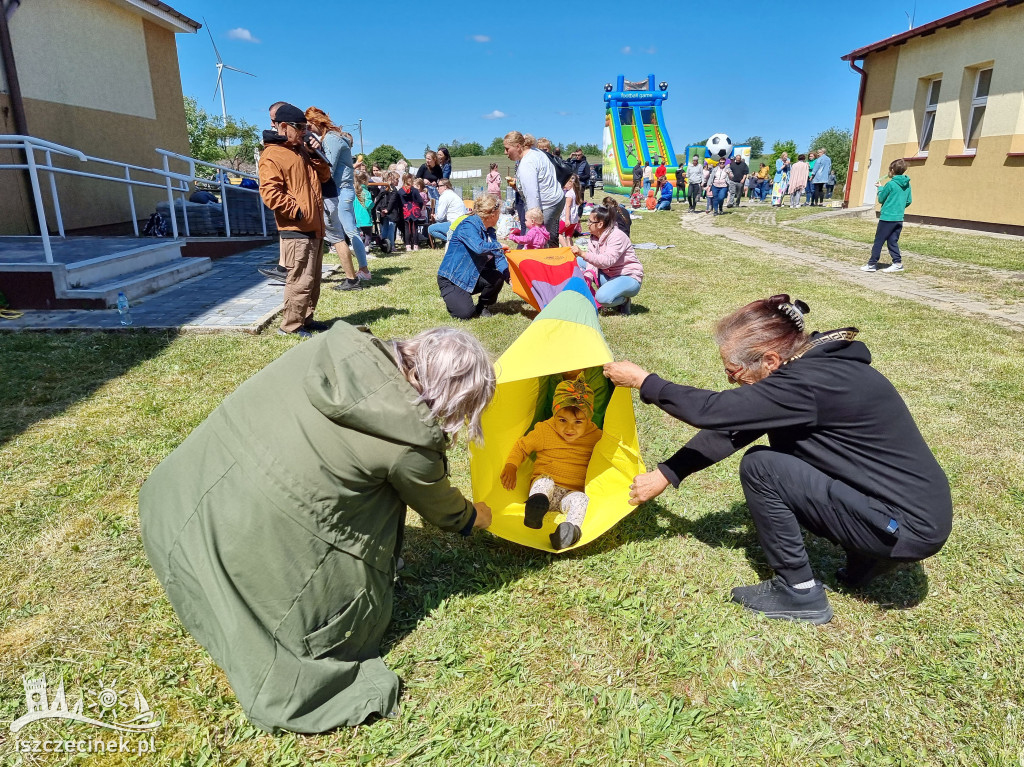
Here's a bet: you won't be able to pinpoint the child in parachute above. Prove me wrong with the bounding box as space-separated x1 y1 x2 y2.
500 375 603 550
507 207 550 250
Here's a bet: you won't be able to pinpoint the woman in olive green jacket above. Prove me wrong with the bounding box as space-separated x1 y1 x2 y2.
140 324 494 733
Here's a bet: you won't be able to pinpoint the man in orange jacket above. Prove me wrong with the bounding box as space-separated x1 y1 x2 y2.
258 102 333 337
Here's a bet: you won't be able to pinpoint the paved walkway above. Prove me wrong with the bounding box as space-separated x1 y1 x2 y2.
0 244 337 333
680 211 1024 331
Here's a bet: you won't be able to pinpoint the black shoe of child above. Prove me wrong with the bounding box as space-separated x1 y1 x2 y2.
523 493 548 529
550 522 581 551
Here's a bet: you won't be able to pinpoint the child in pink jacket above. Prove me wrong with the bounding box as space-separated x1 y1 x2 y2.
486 163 502 196
507 208 549 249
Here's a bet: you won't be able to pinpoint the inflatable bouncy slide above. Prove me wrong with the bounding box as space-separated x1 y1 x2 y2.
602 74 679 195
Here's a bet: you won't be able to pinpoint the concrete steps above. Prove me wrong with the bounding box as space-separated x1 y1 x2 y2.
57 241 211 307
63 257 211 306
63 241 185 287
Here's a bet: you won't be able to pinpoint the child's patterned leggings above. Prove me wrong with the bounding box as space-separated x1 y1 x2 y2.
530 475 589 527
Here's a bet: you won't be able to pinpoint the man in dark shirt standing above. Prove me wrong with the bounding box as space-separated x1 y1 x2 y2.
674 163 686 201
631 163 643 194
567 149 591 216
728 155 749 208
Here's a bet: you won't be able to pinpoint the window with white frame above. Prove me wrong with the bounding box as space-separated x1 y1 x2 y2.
965 68 992 153
918 78 941 155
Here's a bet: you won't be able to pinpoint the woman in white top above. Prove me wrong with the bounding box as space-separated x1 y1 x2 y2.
502 130 565 247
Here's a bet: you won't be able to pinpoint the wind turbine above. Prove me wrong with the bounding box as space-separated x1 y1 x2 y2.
204 19 255 129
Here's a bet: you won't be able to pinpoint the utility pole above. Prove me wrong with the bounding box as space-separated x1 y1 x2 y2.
358 119 364 155
0 2 28 135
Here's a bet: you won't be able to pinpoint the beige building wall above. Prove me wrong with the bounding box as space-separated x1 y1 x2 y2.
847 49 898 209
848 3 1024 231
0 0 192 234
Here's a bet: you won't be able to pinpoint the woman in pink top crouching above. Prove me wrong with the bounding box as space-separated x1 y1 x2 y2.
570 204 643 315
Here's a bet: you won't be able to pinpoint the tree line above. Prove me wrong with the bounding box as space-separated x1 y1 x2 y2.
184 97 261 177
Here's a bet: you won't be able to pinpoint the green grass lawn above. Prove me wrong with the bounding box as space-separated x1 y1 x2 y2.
2 211 1023 765
711 207 1024 305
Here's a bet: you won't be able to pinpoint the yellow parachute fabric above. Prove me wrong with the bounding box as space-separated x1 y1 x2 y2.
470 289 645 552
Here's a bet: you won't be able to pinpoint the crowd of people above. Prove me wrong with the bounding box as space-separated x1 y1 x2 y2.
629 150 837 215
254 109 638 334
767 149 837 207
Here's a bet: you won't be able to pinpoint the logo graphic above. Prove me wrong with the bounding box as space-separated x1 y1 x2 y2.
10 674 160 735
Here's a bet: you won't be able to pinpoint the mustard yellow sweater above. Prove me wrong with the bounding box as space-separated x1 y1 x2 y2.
505 418 603 492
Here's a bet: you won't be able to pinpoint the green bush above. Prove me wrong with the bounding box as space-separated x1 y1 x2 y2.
365 144 405 168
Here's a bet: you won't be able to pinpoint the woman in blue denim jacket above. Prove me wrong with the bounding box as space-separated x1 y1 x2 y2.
436 194 510 319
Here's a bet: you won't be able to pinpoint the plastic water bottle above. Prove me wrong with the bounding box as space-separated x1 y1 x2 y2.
116 291 132 326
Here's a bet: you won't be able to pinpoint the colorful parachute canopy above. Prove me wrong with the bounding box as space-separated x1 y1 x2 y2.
505 247 597 312
470 288 645 552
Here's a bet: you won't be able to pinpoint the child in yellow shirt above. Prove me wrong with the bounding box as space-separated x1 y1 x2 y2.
500 375 603 549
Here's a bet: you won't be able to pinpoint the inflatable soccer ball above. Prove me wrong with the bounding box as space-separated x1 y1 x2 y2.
706 133 733 159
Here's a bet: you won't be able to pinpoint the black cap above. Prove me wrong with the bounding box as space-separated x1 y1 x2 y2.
273 103 306 124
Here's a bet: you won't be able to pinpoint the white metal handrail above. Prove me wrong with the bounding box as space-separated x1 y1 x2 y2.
0 135 270 263
155 149 266 240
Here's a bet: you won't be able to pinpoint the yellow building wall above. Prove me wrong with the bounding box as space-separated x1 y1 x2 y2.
847 49 898 209
0 0 191 234
13 0 156 118
849 3 1024 229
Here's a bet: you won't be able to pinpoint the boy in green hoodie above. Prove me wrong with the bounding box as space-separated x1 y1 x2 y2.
862 158 912 273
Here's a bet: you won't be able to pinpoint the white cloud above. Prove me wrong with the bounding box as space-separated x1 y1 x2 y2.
644 46 657 54
227 28 260 43
471 34 491 43
557 111 572 116
482 110 507 120
621 45 631 54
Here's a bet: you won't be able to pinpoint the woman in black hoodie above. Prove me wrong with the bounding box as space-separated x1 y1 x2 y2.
604 294 952 625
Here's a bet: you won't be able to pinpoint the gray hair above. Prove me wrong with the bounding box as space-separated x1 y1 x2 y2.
392 327 495 444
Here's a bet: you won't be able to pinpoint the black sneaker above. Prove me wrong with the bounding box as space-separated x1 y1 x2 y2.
523 493 548 529
332 278 363 292
618 298 632 316
304 320 331 333
730 576 833 624
259 265 287 282
550 522 581 550
277 328 312 339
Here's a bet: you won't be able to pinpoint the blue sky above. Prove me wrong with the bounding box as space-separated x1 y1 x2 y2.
172 0 971 158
